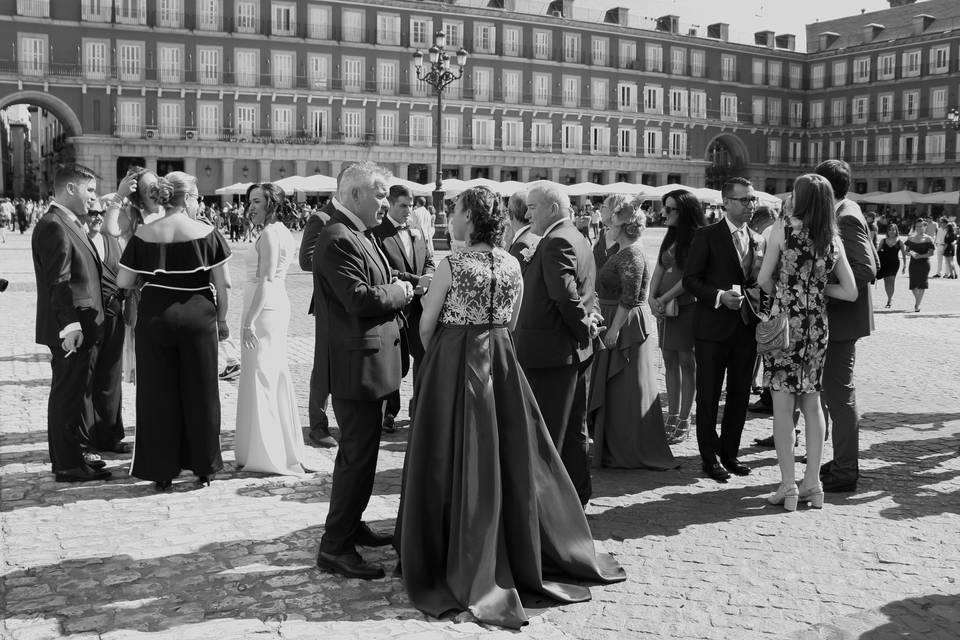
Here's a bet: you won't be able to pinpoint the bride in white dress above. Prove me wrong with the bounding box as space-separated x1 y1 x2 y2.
235 184 308 475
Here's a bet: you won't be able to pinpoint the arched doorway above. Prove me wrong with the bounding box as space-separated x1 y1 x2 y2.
704 134 749 190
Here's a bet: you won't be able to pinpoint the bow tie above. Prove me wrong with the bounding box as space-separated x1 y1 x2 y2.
396 223 409 230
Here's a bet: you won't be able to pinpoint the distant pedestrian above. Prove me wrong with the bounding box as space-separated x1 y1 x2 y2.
943 222 957 278
876 224 908 308
932 216 948 277
905 219 935 312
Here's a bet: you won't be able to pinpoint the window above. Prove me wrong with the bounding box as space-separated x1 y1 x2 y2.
443 21 463 48
930 46 949 74
646 44 663 72
377 59 398 95
235 49 258 86
269 105 292 138
475 23 495 54
787 101 800 127
116 0 146 24
442 115 460 148
617 82 636 112
690 50 705 77
341 109 363 143
533 30 551 60
197 46 221 84
752 59 764 85
563 33 581 63
831 98 846 126
853 57 870 83
811 64 824 89
768 98 782 125
591 79 608 110
669 88 688 117
644 129 662 156
235 103 259 138
809 141 823 166
409 114 431 147
532 121 552 151
236 1 257 33
900 134 918 163
158 0 183 28
852 96 869 124
591 37 608 66
117 41 144 82
377 111 397 146
410 17 432 48
878 93 893 122
473 67 493 102
83 39 109 81
669 130 686 158
82 0 111 21
619 40 636 69
720 93 738 122
767 138 781 163
926 132 946 163
931 87 948 119
752 97 765 125
644 85 662 114
117 99 144 137
377 13 401 45
789 63 802 89
342 9 364 42
306 107 329 141
196 0 220 31
902 50 921 77
503 70 521 103
307 54 330 89
876 136 891 164
159 44 184 84
671 47 686 75
721 55 736 82
829 139 845 161
832 60 847 86
853 138 867 163
618 128 636 156
272 51 294 89
197 102 221 140
472 118 494 150
562 123 582 153
342 57 363 92
690 90 706 118
308 4 332 39
877 53 895 80
767 60 781 87
563 76 580 108
533 73 550 106
158 101 183 138
788 139 802 165
502 120 523 151
903 90 919 120
270 2 295 36
590 125 610 155
503 26 521 56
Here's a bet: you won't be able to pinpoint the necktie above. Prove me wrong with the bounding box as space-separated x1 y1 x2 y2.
734 228 747 260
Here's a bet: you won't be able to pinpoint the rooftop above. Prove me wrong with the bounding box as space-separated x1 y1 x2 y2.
805 0 960 52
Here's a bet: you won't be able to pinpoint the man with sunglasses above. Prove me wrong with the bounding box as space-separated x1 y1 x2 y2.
683 177 766 483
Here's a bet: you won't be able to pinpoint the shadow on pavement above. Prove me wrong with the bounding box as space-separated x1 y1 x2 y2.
792 593 960 639
861 411 960 431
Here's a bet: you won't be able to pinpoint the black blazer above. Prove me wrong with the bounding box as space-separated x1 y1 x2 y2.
507 226 537 266
32 204 104 348
682 219 765 342
299 200 334 315
312 209 408 401
514 218 598 369
826 199 877 342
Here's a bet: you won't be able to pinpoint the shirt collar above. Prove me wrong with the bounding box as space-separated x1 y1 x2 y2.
724 216 746 234
331 197 366 232
386 213 406 228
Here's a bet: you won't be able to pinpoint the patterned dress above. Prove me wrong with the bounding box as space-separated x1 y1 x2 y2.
762 219 838 394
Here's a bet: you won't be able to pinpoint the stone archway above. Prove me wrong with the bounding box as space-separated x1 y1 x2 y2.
0 90 83 137
703 133 749 190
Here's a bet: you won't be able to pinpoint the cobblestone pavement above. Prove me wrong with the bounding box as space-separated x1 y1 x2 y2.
2 228 959 640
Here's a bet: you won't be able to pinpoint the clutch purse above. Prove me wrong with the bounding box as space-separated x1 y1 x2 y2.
663 299 679 317
756 312 789 355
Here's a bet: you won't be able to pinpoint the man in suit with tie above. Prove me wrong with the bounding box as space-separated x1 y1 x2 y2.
313 162 414 579
31 164 111 482
372 184 436 430
815 160 878 493
514 181 603 507
683 177 766 483
299 198 336 448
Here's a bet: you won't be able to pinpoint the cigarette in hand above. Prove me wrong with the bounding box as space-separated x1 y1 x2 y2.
65 349 76 358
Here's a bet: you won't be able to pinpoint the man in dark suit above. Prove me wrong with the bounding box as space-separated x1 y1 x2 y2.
371 184 436 429
313 162 414 579
514 181 603 507
815 160 878 493
683 177 766 483
299 200 336 448
31 164 111 482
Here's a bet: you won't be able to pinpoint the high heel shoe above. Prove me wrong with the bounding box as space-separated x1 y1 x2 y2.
155 480 172 491
196 474 213 487
664 413 678 438
766 483 799 511
667 418 690 444
798 482 824 509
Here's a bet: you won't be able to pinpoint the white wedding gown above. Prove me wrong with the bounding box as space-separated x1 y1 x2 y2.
235 222 307 475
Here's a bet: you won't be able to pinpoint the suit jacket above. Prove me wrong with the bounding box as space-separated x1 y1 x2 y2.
299 201 334 315
682 219 765 342
507 225 537 265
514 218 598 369
312 209 408 401
827 198 877 342
32 204 104 347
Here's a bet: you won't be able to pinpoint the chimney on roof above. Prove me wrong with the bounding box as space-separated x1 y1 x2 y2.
862 23 885 42
754 30 775 48
707 23 729 42
656 15 679 34
887 0 918 6
912 14 936 35
603 7 630 27
775 33 796 51
818 31 840 51
546 0 572 17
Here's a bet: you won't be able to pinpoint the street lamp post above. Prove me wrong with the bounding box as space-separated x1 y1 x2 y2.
413 32 468 214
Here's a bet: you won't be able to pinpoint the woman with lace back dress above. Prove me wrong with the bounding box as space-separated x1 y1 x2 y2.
396 186 625 629
234 184 308 475
757 174 857 511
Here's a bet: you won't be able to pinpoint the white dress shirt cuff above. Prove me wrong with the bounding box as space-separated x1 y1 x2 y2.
714 291 723 309
59 322 82 339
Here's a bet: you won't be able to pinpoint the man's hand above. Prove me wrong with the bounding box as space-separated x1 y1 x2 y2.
588 311 606 339
61 330 83 354
416 273 433 293
720 289 744 310
395 280 415 304
118 172 138 199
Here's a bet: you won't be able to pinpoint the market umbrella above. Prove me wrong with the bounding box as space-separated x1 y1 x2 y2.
861 190 921 206
913 191 960 205
214 182 253 195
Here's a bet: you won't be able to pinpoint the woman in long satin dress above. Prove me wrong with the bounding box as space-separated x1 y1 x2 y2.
396 186 625 629
234 184 308 475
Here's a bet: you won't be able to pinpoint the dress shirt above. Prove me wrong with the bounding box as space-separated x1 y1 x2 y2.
387 213 414 260
714 216 749 308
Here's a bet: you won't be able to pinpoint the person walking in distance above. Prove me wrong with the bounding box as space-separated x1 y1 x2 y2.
682 177 766 483
815 160 878 494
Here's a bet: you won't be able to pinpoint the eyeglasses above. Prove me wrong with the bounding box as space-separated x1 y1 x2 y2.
725 196 758 206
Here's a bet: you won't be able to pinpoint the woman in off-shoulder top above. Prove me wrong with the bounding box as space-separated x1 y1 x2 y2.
116 172 231 491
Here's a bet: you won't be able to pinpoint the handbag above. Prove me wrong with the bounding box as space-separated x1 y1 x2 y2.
755 310 789 355
663 298 679 317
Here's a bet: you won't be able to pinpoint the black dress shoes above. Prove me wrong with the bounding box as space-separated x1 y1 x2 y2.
109 441 132 454
703 462 730 483
753 435 775 448
55 464 112 482
316 550 385 580
355 522 393 547
720 458 751 476
382 414 396 433
308 428 337 448
821 475 857 493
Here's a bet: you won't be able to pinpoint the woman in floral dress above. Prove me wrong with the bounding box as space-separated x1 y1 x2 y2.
757 174 858 511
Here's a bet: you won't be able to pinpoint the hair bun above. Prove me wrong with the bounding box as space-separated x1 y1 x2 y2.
150 178 175 207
